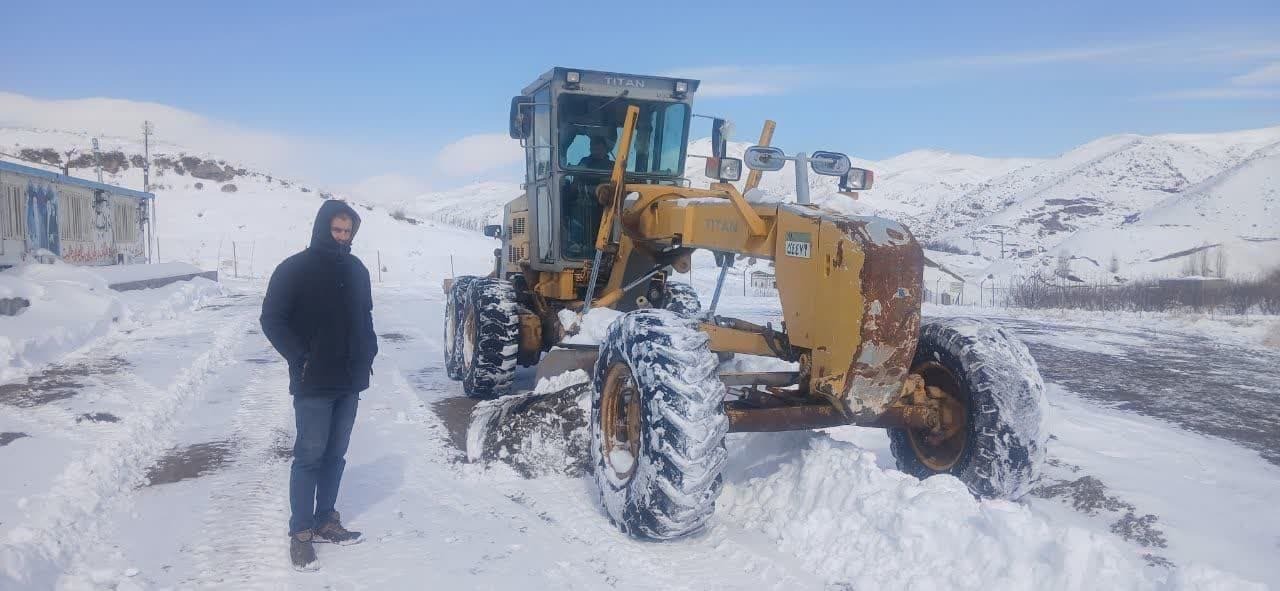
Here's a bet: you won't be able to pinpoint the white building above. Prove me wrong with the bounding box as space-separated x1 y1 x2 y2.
0 160 153 268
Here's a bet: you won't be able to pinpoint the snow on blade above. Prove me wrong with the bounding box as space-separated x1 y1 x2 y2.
533 369 590 394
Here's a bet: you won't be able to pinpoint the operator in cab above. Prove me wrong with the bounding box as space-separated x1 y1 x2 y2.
576 136 615 170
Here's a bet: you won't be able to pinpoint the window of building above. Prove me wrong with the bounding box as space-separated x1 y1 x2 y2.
113 200 138 243
0 184 25 239
59 192 93 242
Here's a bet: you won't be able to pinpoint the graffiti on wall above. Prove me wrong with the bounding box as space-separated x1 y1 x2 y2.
61 243 115 264
25 182 60 255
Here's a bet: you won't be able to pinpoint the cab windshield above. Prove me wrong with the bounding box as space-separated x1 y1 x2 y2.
557 95 689 176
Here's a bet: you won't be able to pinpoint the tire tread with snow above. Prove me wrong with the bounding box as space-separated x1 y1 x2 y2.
591 309 728 539
461 278 519 399
444 276 477 381
889 317 1048 500
661 282 702 316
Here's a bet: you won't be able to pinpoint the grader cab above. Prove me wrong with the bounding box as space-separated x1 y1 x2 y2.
444 67 1048 540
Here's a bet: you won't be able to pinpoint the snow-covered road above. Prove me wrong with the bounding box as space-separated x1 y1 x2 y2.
2 281 1276 589
995 317 1280 466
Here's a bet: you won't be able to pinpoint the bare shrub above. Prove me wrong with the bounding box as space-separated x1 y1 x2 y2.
1007 270 1280 315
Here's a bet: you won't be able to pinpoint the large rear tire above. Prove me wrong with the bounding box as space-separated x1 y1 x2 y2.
590 309 728 539
444 276 477 381
460 278 519 399
889 318 1048 499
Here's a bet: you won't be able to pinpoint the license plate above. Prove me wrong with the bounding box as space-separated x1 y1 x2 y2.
784 231 812 259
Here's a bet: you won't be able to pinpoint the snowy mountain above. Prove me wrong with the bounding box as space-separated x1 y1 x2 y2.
6 122 1278 286
929 126 1280 283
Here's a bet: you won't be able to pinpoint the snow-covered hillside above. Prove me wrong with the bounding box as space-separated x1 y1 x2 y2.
1 127 500 285
928 126 1280 283
6 121 1279 288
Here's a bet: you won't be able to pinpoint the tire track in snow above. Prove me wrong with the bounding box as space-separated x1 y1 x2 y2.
1 300 252 588
387 353 819 588
187 345 296 589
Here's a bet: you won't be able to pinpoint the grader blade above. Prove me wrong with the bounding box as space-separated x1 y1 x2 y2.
466 372 593 478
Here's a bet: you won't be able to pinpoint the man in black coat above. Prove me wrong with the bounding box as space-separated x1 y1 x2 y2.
260 199 377 571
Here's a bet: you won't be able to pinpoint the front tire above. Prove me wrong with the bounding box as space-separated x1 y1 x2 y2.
888 318 1048 499
590 309 728 539
460 278 519 399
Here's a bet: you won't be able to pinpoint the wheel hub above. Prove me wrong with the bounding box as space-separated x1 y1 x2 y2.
906 361 969 471
461 304 477 372
600 362 643 483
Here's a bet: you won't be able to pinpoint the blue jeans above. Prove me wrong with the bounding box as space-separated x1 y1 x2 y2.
289 392 359 535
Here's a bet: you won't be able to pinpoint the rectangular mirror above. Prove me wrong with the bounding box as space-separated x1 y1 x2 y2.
483 224 503 238
840 168 875 191
711 118 733 159
810 151 851 176
744 146 785 171
509 96 533 140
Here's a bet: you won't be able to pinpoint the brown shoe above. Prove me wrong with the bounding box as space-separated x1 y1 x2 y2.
314 511 363 545
290 530 320 571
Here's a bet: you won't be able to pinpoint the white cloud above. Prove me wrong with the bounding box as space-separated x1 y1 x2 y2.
1147 87 1280 100
431 133 524 177
1231 61 1280 86
0 92 301 173
343 173 432 205
926 44 1156 68
661 66 822 98
672 36 1280 97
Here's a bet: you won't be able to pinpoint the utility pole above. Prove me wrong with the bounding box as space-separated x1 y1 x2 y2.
142 121 153 192
998 229 1005 259
91 138 104 183
142 122 157 264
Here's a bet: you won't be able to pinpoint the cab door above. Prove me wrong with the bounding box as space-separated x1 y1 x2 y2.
526 86 557 270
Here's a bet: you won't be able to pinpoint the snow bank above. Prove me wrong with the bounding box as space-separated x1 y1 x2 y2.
718 431 1263 590
85 261 206 285
0 263 121 382
0 263 222 382
118 277 222 324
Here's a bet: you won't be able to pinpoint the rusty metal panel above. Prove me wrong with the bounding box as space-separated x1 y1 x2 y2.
829 216 924 418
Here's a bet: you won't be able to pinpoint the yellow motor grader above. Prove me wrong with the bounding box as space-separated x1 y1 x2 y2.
443 68 1047 540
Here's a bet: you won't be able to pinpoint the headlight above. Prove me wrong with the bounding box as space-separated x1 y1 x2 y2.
719 158 742 182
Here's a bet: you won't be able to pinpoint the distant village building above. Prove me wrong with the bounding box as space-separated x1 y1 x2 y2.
0 160 153 269
748 270 778 296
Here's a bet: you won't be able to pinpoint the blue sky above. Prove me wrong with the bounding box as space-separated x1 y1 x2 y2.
2 0 1279 191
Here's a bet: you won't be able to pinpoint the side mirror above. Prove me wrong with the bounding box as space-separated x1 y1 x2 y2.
483 224 503 238
509 96 533 140
840 168 875 191
810 151 851 177
743 146 785 172
704 157 743 182
710 118 733 159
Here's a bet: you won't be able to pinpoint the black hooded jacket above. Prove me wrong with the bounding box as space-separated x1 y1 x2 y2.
260 200 377 395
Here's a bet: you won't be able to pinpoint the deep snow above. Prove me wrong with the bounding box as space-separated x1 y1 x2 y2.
3 268 1276 589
